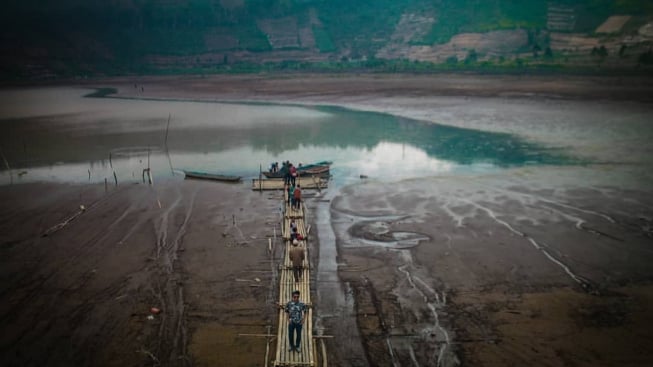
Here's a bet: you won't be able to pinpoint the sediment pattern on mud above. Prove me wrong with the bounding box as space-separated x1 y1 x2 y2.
330 169 653 366
150 187 197 365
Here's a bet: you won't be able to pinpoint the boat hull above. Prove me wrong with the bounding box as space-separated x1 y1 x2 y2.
262 167 329 179
183 171 242 182
263 161 332 179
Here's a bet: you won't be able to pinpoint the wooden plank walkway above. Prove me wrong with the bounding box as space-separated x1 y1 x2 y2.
252 177 328 191
273 190 318 366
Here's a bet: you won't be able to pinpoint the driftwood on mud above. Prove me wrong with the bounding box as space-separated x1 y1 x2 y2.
42 205 86 237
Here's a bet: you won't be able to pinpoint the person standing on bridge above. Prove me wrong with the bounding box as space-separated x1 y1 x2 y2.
285 290 307 353
289 164 298 186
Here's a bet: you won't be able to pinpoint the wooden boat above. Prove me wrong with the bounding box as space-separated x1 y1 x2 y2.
183 170 242 182
302 165 330 176
262 161 332 179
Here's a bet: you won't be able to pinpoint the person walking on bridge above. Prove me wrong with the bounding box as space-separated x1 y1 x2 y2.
289 164 297 186
288 183 295 207
293 184 302 210
285 290 307 353
289 239 305 283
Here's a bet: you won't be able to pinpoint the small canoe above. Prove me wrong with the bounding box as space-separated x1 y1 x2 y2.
183 170 242 182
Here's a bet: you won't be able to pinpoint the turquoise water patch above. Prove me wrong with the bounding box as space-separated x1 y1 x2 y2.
312 106 573 167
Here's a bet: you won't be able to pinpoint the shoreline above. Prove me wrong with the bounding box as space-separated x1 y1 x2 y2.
4 71 653 98
102 72 653 101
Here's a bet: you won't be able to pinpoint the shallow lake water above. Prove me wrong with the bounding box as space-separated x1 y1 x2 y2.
0 88 653 188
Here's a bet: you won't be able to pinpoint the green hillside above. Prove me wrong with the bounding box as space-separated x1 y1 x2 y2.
1 0 652 78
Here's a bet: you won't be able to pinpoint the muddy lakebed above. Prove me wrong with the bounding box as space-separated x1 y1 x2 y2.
1 78 653 367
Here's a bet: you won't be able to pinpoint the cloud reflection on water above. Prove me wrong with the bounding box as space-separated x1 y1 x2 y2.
0 87 576 185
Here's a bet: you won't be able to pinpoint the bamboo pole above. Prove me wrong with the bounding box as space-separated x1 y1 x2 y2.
239 333 276 337
307 308 313 364
164 113 171 147
166 148 175 176
311 175 321 194
146 148 153 184
320 339 328 367
264 325 271 367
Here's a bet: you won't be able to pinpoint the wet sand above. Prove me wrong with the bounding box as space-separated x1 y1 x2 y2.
2 74 653 366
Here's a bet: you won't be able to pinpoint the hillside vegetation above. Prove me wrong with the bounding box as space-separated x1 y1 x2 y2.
1 0 653 78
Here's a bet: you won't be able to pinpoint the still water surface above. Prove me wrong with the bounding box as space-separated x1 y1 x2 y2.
0 87 574 186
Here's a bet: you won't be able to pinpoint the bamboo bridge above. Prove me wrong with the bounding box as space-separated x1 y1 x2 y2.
274 192 317 366
245 175 329 366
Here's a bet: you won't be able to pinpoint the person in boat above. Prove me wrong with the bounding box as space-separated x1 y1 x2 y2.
285 290 306 353
293 184 302 210
289 239 305 284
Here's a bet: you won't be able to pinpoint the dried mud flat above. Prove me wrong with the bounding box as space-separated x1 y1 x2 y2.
2 73 653 366
99 73 653 103
0 180 285 366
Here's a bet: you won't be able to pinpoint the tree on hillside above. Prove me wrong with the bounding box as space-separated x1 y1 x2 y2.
590 45 608 57
639 49 653 65
533 44 542 58
591 45 608 65
464 49 478 64
619 44 627 58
